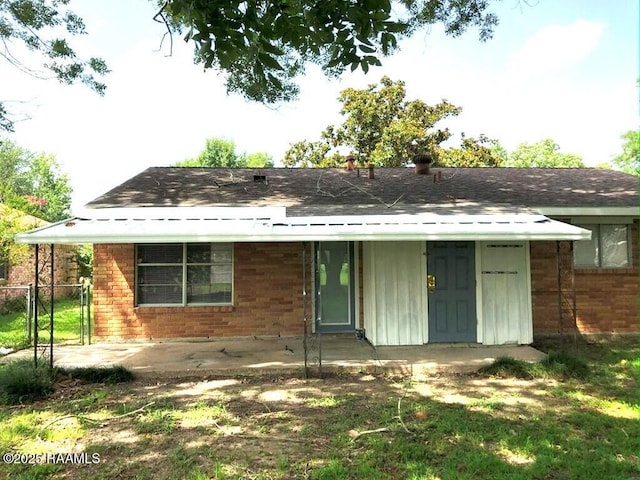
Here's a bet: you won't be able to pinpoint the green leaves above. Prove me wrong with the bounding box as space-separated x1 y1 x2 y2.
0 0 108 131
0 138 72 222
506 139 585 168
612 130 640 176
162 0 500 104
283 76 462 167
173 137 274 168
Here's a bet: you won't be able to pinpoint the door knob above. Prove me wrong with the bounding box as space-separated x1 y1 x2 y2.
427 274 436 292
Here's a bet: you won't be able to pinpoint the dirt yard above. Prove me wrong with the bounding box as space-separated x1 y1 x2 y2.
3 357 638 480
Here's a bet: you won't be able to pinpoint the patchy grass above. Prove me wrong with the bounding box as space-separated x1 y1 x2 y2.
0 340 637 480
0 297 85 350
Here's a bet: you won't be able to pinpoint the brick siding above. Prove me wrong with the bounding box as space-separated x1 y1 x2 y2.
94 229 638 341
92 242 308 340
2 245 78 287
531 220 639 336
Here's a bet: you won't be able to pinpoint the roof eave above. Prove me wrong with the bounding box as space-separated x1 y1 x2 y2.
536 206 640 217
16 231 591 244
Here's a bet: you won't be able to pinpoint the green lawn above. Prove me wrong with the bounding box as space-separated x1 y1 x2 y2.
0 297 87 349
0 339 637 479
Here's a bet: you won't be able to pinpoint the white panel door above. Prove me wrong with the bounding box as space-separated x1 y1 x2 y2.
363 241 426 346
480 242 533 345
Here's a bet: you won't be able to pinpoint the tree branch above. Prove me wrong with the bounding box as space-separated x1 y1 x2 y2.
153 1 173 57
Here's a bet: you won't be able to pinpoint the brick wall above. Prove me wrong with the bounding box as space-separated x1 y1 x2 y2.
2 245 78 287
531 220 639 336
92 242 308 340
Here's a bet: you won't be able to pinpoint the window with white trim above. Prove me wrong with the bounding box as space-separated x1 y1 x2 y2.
574 224 630 268
136 243 233 305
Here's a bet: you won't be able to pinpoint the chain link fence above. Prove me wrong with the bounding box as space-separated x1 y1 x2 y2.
0 284 91 350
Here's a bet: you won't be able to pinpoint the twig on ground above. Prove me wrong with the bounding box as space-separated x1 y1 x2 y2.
36 401 155 441
348 427 390 439
395 383 414 435
350 380 415 440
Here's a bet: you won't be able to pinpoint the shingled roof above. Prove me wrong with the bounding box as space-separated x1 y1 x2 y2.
86 167 639 216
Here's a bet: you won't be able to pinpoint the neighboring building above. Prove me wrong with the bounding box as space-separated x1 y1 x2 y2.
1 204 78 290
16 167 639 344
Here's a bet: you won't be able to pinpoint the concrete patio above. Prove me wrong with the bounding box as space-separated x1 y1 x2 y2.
2 335 546 378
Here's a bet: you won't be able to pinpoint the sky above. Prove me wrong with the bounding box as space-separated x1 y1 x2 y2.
2 0 638 211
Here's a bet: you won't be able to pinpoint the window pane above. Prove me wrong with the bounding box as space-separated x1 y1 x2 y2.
187 265 231 303
138 285 182 304
601 225 629 267
187 244 211 263
187 243 232 263
212 243 233 263
137 265 182 304
138 244 182 264
574 225 599 267
138 265 182 285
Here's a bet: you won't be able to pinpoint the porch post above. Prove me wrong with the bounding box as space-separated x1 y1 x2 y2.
556 240 577 349
33 244 39 368
302 242 308 378
49 244 54 369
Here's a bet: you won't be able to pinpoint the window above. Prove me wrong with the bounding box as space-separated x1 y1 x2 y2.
136 243 233 305
574 224 630 268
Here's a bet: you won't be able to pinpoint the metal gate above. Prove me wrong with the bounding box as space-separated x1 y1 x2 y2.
0 283 92 352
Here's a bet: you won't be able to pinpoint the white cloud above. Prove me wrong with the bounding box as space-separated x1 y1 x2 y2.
508 19 605 79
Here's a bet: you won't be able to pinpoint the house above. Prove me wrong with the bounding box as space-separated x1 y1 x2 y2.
1 204 78 290
15 166 639 345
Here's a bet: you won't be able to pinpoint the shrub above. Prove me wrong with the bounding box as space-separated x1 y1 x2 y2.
0 359 55 404
478 356 536 379
480 351 590 380
541 350 590 379
0 361 134 404
59 365 134 384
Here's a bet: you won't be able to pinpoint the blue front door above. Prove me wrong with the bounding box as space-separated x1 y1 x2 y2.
427 242 477 342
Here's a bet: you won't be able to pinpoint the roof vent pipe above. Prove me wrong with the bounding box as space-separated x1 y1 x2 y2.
345 155 355 171
414 154 434 175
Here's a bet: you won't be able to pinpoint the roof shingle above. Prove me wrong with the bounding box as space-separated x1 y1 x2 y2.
86 167 639 215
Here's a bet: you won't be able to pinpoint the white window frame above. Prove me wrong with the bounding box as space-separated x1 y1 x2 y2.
573 223 632 269
135 243 234 306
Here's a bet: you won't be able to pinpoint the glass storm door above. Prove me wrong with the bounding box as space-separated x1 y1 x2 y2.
315 242 355 332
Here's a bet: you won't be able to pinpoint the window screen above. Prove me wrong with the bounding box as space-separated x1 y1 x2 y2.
574 224 630 268
186 243 232 304
136 243 233 305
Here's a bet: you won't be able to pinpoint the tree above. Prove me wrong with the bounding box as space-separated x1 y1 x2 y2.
611 130 639 176
0 138 72 222
174 137 274 167
0 204 32 271
505 139 584 168
246 151 274 168
0 0 108 131
1 1 505 130
283 76 461 167
158 0 500 103
438 134 504 167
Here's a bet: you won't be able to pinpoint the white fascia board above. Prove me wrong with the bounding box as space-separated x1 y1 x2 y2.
534 206 640 217
15 217 591 244
73 206 288 220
